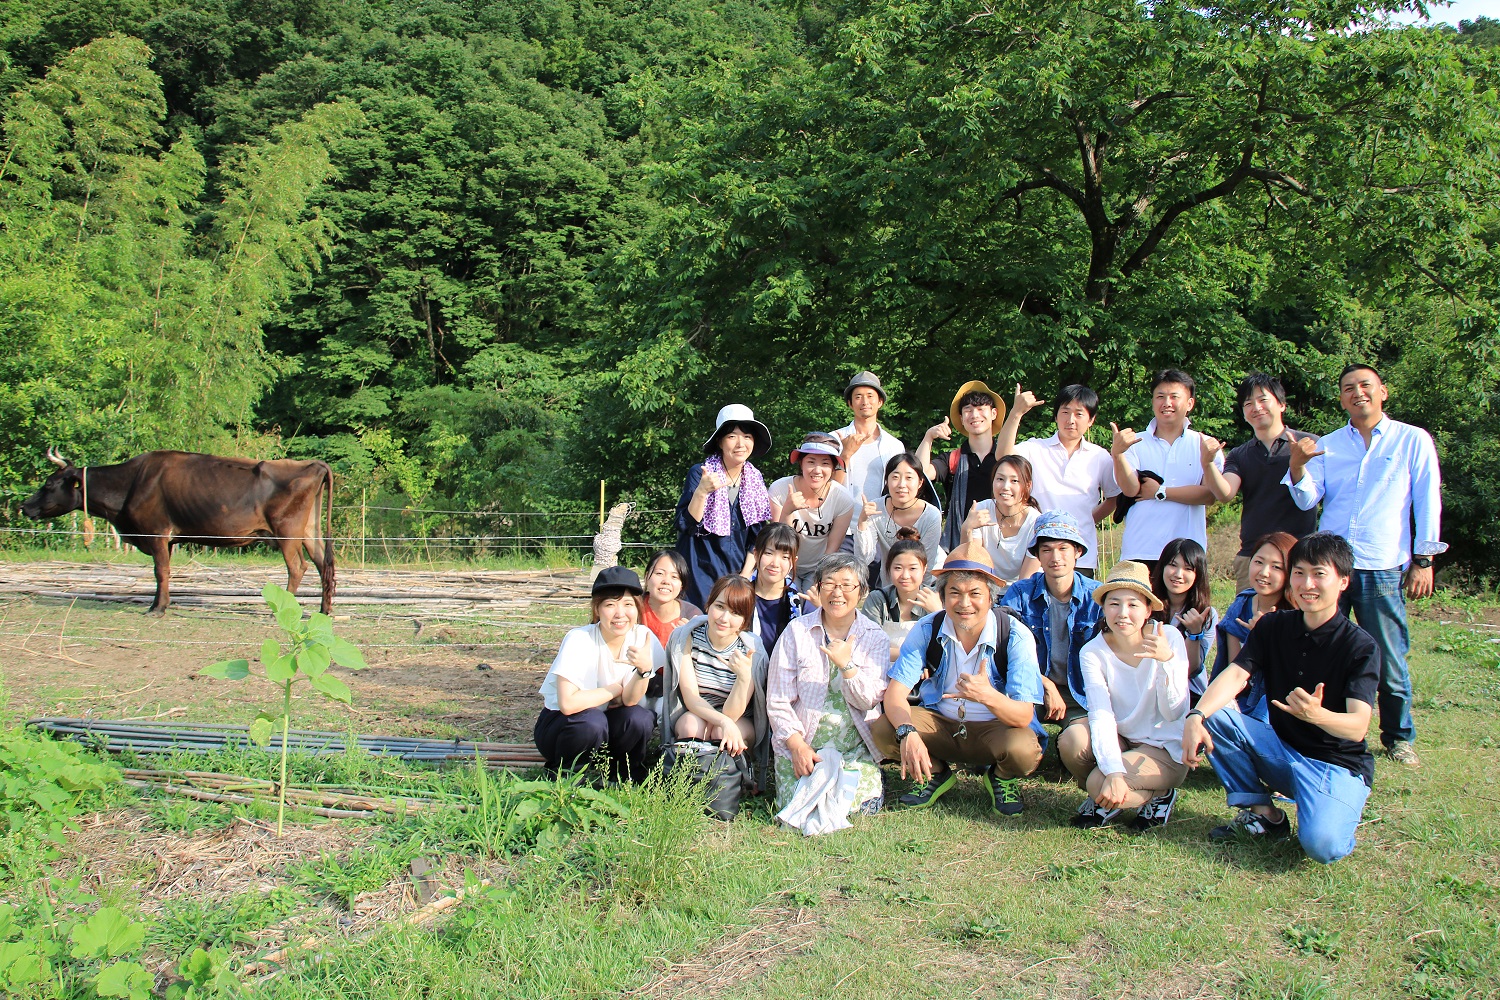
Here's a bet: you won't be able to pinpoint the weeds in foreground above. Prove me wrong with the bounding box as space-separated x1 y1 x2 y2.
286 842 424 909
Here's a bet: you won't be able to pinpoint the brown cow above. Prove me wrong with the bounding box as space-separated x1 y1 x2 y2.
21 449 335 614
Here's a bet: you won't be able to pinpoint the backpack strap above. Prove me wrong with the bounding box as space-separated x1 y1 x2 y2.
922 610 946 683
923 606 1021 691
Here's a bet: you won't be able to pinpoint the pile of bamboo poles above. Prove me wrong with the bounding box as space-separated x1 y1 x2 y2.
29 717 545 768
119 768 458 819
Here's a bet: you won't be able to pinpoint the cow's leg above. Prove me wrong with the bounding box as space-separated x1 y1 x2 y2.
279 537 308 598
146 538 172 615
299 505 335 614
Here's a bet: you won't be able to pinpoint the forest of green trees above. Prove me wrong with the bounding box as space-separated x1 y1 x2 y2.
2 1 1498 575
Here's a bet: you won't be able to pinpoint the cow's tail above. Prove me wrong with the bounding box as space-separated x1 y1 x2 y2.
320 463 336 614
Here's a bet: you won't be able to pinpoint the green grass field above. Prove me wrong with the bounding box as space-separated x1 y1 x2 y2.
2 587 1497 999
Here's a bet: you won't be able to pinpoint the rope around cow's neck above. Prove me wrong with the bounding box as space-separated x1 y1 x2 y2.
81 466 95 548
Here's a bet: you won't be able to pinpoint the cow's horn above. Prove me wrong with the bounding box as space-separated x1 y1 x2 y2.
46 447 68 469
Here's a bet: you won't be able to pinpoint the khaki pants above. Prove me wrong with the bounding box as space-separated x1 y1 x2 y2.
1060 722 1189 804
1232 554 1253 596
871 706 1043 778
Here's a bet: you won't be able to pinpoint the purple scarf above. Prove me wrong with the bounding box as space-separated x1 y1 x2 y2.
700 454 772 536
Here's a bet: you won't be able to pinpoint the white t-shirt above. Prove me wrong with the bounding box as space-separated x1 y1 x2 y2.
1012 434 1119 570
539 623 666 712
1120 419 1224 562
968 502 1040 584
832 422 907 504
1077 627 1191 776
769 477 856 563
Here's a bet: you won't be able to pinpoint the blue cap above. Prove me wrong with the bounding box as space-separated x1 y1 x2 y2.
1028 510 1089 557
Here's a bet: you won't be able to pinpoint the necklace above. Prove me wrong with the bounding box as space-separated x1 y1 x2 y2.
889 498 920 512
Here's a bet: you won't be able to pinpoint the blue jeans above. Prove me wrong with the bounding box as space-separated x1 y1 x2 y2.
1341 568 1413 747
1205 708 1370 864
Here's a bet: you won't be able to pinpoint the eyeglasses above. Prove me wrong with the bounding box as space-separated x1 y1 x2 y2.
819 581 861 594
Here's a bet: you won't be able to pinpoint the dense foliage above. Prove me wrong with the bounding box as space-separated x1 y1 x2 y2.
1 2 1498 575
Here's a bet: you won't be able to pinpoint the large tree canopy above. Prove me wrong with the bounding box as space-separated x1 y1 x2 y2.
1 2 1498 574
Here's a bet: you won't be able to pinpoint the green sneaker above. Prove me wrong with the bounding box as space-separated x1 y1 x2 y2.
986 768 1024 816
898 768 956 808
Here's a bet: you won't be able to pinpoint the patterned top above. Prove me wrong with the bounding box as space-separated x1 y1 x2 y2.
766 609 890 760
686 622 752 709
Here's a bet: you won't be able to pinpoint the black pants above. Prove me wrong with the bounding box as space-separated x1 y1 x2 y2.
534 704 655 783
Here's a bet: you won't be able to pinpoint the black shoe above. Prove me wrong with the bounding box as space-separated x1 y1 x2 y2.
1209 807 1291 842
1128 788 1178 833
1069 796 1120 829
985 768 1024 816
899 768 956 808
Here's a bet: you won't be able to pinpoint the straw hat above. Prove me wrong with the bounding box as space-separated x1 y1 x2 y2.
948 381 1007 435
702 403 772 460
930 540 1004 588
1092 560 1164 611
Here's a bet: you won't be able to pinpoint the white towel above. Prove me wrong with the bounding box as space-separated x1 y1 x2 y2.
775 745 860 837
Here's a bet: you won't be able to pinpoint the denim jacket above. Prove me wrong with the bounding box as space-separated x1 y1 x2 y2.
1000 572 1102 707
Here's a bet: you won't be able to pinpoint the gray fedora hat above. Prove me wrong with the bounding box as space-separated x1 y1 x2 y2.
843 370 887 403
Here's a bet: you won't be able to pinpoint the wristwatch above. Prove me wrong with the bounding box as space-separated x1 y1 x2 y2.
895 724 918 742
1153 484 1168 502
633 666 653 679
1412 556 1434 569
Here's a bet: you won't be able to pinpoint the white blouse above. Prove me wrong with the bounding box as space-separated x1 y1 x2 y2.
1077 626 1191 776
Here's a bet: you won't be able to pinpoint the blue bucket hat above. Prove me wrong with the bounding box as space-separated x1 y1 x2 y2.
1028 510 1089 557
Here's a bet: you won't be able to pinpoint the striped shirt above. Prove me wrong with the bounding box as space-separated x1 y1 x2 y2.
688 623 751 709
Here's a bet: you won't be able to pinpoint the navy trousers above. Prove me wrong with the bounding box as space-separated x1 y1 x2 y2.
534 704 655 783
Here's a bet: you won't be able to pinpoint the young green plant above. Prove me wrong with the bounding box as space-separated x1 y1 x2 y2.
201 584 367 835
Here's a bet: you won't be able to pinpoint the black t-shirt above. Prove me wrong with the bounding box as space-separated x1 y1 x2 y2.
932 439 999 523
1223 430 1319 555
1235 609 1380 785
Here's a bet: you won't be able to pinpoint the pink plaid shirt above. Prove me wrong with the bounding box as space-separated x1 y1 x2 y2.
766 609 890 761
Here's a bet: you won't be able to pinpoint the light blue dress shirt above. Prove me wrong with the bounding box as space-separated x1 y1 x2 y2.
1282 416 1446 570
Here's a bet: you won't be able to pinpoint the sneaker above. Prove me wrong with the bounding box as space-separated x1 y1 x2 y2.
1209 807 1291 842
985 768 1024 816
1128 788 1178 833
1069 797 1120 829
1386 740 1420 767
898 768 956 808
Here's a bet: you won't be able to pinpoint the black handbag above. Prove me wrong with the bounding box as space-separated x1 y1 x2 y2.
662 740 748 820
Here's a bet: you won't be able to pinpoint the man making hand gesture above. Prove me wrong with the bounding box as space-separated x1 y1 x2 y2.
1181 532 1379 864
1280 363 1446 767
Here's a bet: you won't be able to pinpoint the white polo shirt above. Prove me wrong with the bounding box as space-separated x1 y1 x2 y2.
832 422 907 504
1119 419 1223 562
1012 434 1120 569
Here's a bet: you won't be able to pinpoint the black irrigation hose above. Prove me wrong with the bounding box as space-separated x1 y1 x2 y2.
27 717 545 763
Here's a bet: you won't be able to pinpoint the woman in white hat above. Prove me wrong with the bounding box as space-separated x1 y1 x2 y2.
1068 560 1192 832
770 432 857 592
675 404 775 608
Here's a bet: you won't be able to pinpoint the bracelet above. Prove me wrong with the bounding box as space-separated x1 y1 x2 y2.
1184 630 1206 642
1185 708 1206 721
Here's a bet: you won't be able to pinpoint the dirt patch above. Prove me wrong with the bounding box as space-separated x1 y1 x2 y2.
57 807 511 969
626 903 823 999
0 563 587 741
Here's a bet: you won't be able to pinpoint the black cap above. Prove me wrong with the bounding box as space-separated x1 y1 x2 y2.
591 566 644 596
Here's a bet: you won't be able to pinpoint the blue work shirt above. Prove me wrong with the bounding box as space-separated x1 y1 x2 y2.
1283 416 1446 571
888 609 1045 738
1000 572 1101 707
